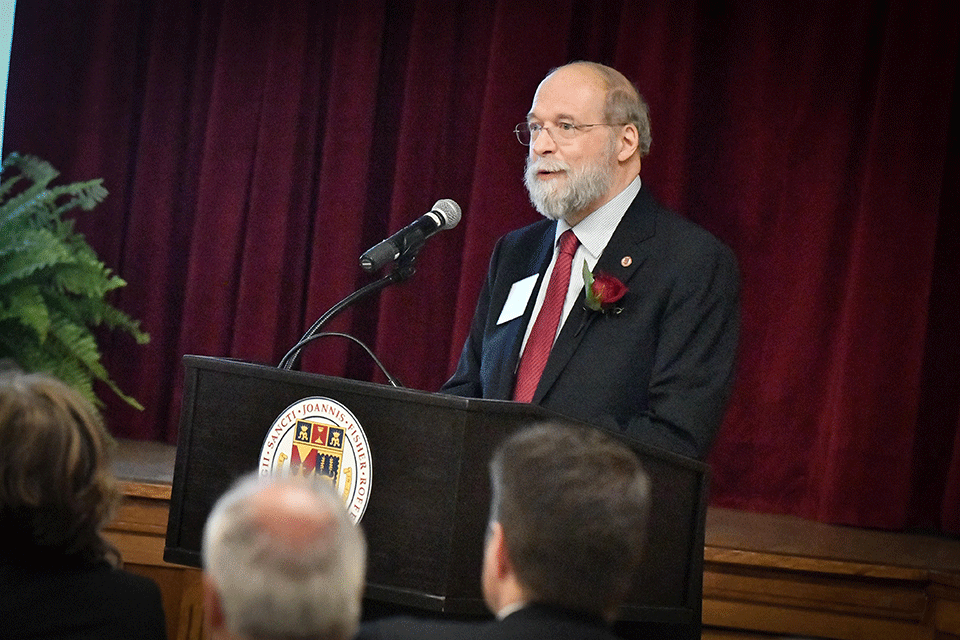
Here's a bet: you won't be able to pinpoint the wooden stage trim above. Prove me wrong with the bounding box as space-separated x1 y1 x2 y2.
104 440 204 640
105 439 960 640
703 508 960 639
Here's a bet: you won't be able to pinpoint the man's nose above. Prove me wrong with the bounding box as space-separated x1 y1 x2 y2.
531 127 557 156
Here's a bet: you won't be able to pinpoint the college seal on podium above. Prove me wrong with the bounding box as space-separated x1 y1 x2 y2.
259 396 372 523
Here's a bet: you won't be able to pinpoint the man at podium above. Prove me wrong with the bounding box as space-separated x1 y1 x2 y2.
356 422 651 640
442 61 739 459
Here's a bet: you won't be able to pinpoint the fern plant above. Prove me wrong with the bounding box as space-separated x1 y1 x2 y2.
0 152 149 409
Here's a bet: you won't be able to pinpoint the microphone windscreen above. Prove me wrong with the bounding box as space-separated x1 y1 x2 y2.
432 199 462 229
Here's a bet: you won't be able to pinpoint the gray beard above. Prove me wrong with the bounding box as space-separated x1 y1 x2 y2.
524 156 615 222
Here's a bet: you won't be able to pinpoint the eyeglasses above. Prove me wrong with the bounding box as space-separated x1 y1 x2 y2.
513 121 625 146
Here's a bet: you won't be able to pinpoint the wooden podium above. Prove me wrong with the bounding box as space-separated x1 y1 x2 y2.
164 355 708 638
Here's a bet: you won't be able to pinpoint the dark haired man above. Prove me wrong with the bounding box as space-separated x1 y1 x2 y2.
356 422 651 640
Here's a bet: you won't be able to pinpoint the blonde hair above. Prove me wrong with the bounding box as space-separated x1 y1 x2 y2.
0 372 121 565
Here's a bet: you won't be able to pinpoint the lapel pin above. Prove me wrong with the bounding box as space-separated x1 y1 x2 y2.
621 256 632 267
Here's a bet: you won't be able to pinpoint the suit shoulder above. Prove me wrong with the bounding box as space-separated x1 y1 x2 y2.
654 202 728 245
499 218 553 249
485 218 555 277
651 204 737 267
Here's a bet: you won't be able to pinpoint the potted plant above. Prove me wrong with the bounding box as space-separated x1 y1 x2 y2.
0 152 149 409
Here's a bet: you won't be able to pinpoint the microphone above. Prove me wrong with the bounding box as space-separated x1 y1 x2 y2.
359 199 462 272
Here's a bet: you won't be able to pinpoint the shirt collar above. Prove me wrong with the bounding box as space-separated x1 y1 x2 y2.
496 600 528 620
556 176 641 260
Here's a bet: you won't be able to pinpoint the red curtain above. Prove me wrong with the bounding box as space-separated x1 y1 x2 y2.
4 0 958 533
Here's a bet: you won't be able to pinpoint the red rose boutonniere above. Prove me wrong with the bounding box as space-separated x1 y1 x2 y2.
582 261 628 314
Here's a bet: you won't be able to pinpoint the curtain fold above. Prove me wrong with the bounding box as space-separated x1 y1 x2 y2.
4 0 958 533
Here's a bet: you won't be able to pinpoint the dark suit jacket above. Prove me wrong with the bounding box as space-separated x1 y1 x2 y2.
443 186 739 458
355 604 622 640
0 557 168 639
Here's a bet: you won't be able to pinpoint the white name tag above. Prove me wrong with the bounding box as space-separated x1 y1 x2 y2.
497 274 539 325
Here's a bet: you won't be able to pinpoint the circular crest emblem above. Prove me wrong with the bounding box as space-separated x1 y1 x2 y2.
259 396 372 523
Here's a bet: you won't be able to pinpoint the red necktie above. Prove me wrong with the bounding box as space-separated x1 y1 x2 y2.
513 229 580 403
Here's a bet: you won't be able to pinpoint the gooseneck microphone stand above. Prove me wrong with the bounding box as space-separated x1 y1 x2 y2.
277 233 426 384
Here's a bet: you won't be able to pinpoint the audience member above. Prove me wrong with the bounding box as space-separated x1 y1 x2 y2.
0 371 167 639
201 472 367 640
356 422 651 639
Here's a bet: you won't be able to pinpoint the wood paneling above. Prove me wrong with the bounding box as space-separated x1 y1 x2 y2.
702 508 960 640
105 443 205 640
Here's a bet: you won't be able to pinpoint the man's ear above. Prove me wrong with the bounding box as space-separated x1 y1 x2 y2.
490 522 513 580
617 123 640 162
201 574 226 632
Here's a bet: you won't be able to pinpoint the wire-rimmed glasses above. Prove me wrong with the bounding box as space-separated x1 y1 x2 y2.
513 121 625 146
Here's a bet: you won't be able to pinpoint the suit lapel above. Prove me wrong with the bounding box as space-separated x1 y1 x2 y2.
492 222 556 399
532 188 658 403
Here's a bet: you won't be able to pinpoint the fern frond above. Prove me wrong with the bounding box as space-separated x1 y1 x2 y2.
53 262 125 299
0 228 78 286
0 285 50 339
52 294 150 344
3 153 60 185
0 319 45 370
43 355 98 408
0 152 149 410
48 179 109 214
46 318 144 410
0 156 62 227
0 317 96 407
46 317 103 381
0 174 23 202
0 186 54 227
